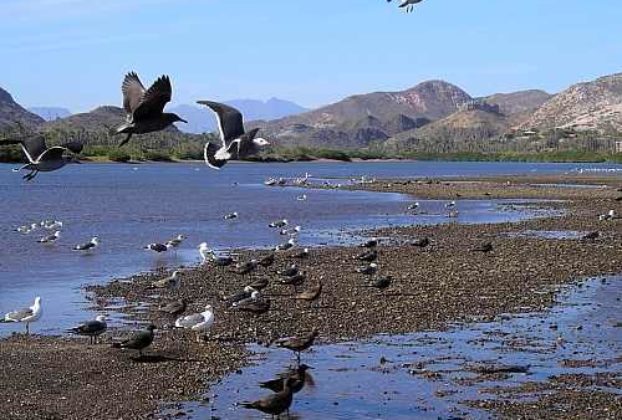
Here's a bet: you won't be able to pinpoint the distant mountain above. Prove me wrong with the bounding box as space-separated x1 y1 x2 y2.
169 98 308 134
42 106 127 132
482 89 551 126
28 106 72 121
0 87 44 129
257 80 471 148
520 73 622 133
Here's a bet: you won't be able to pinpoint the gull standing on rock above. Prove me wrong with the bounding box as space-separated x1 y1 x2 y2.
0 296 42 334
0 136 83 181
197 101 270 169
68 315 107 344
114 72 187 147
175 305 214 342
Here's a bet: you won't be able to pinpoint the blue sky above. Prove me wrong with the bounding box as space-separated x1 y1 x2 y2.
1 0 621 112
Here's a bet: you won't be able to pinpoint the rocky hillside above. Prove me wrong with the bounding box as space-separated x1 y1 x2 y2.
258 80 471 147
521 73 622 132
0 87 44 129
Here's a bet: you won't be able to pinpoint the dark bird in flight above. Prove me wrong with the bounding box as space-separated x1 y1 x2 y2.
388 0 424 13
197 100 270 169
0 136 83 181
115 72 186 147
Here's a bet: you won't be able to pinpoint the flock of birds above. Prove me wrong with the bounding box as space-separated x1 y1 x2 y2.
0 71 270 181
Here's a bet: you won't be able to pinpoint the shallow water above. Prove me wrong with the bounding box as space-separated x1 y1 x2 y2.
178 276 622 419
0 161 606 335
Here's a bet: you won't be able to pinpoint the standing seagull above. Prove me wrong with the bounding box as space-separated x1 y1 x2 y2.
175 305 215 342
0 297 42 334
198 242 212 264
197 101 270 169
0 136 83 181
68 315 107 344
114 72 187 147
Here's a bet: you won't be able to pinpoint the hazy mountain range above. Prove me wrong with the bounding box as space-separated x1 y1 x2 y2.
2 72 622 152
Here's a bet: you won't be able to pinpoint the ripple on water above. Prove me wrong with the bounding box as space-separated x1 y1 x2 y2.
170 276 622 419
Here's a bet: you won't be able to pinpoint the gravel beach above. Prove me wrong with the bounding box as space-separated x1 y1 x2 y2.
2 174 622 419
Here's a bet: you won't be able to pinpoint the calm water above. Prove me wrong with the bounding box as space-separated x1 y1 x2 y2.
182 276 622 419
0 161 616 334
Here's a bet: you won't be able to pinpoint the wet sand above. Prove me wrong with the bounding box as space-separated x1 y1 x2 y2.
2 174 622 419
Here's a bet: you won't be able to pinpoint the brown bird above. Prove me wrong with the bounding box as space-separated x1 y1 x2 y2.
259 364 313 394
275 329 319 364
259 253 276 268
471 242 493 253
249 276 269 291
233 297 271 315
241 377 296 418
281 270 306 293
114 72 187 147
295 281 322 307
411 237 430 248
581 231 600 242
158 299 187 316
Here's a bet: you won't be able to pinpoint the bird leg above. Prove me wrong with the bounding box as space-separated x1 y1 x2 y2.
23 170 38 182
25 323 29 335
118 133 132 148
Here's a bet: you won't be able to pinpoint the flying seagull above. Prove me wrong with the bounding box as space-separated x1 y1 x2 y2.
388 0 424 13
73 236 100 252
175 305 214 342
115 72 187 147
112 324 156 357
197 100 270 169
0 136 82 181
224 212 239 220
0 296 42 334
68 315 107 344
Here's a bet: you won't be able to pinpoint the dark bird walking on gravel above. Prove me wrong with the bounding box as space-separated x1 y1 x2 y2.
249 276 270 291
259 253 276 268
581 231 600 242
260 364 314 394
197 100 269 169
471 242 493 253
278 264 298 277
411 237 430 248
115 72 186 147
275 329 319 364
295 281 322 307
364 275 393 290
356 249 378 262
233 297 271 315
0 135 83 181
356 262 378 276
361 238 379 248
241 377 296 418
158 299 187 317
68 315 107 344
112 324 156 357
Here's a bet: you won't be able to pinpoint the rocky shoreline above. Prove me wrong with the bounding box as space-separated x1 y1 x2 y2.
2 174 622 419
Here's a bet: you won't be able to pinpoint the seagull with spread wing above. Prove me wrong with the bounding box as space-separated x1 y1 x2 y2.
388 0 424 13
114 72 187 147
0 135 83 181
196 100 270 169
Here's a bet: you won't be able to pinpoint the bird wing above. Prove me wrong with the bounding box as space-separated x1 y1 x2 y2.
36 146 67 163
122 330 150 349
122 72 146 114
203 142 229 169
0 136 48 162
5 307 33 322
237 128 260 157
175 313 203 328
133 75 172 120
197 100 245 144
61 141 84 154
75 320 106 334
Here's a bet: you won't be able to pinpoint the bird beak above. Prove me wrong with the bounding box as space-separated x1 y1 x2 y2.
179 118 188 124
